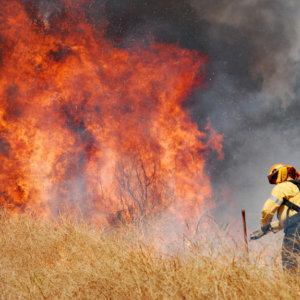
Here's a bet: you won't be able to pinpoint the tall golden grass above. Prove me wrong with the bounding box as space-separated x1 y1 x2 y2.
0 212 300 299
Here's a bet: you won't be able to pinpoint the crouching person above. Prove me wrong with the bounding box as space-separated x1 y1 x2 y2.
252 164 300 271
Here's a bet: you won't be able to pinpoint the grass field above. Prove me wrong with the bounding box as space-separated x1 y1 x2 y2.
0 212 300 299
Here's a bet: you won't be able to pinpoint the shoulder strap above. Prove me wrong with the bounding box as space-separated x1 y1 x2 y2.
280 180 300 212
283 198 300 212
288 179 300 190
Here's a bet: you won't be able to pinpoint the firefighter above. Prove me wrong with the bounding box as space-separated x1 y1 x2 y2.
250 164 300 271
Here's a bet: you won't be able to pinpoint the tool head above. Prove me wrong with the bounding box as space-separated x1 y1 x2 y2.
250 229 265 240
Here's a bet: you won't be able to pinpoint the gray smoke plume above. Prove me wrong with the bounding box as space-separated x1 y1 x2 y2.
187 0 300 229
18 0 300 229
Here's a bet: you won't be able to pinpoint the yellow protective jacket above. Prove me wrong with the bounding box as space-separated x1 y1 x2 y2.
261 181 300 231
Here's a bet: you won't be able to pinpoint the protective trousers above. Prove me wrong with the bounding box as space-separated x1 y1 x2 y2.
282 221 300 271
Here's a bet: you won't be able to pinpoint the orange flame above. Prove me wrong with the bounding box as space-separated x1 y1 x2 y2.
0 1 223 225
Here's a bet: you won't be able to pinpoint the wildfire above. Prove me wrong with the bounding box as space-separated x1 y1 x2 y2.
0 0 223 225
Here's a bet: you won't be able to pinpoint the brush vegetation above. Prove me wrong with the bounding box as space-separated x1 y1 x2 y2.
0 212 300 299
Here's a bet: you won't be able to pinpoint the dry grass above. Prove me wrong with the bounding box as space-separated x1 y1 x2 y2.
0 212 300 299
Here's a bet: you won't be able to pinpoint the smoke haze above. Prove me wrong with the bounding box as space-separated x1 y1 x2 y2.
188 0 300 228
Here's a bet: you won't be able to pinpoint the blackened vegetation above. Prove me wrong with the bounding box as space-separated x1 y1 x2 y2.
0 34 17 69
47 45 73 62
61 101 97 160
0 138 11 158
0 37 5 68
5 85 24 118
107 205 135 226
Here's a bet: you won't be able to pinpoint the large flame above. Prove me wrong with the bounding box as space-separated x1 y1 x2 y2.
0 1 223 225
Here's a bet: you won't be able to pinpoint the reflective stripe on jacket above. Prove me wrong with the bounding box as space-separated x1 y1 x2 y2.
261 181 300 231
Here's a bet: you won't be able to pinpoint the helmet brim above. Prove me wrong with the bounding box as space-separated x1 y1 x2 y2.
268 171 278 184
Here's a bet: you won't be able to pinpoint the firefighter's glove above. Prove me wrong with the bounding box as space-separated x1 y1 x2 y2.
250 229 265 240
250 224 270 240
261 224 270 233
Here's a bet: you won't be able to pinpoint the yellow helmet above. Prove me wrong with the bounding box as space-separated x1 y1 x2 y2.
268 164 300 184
